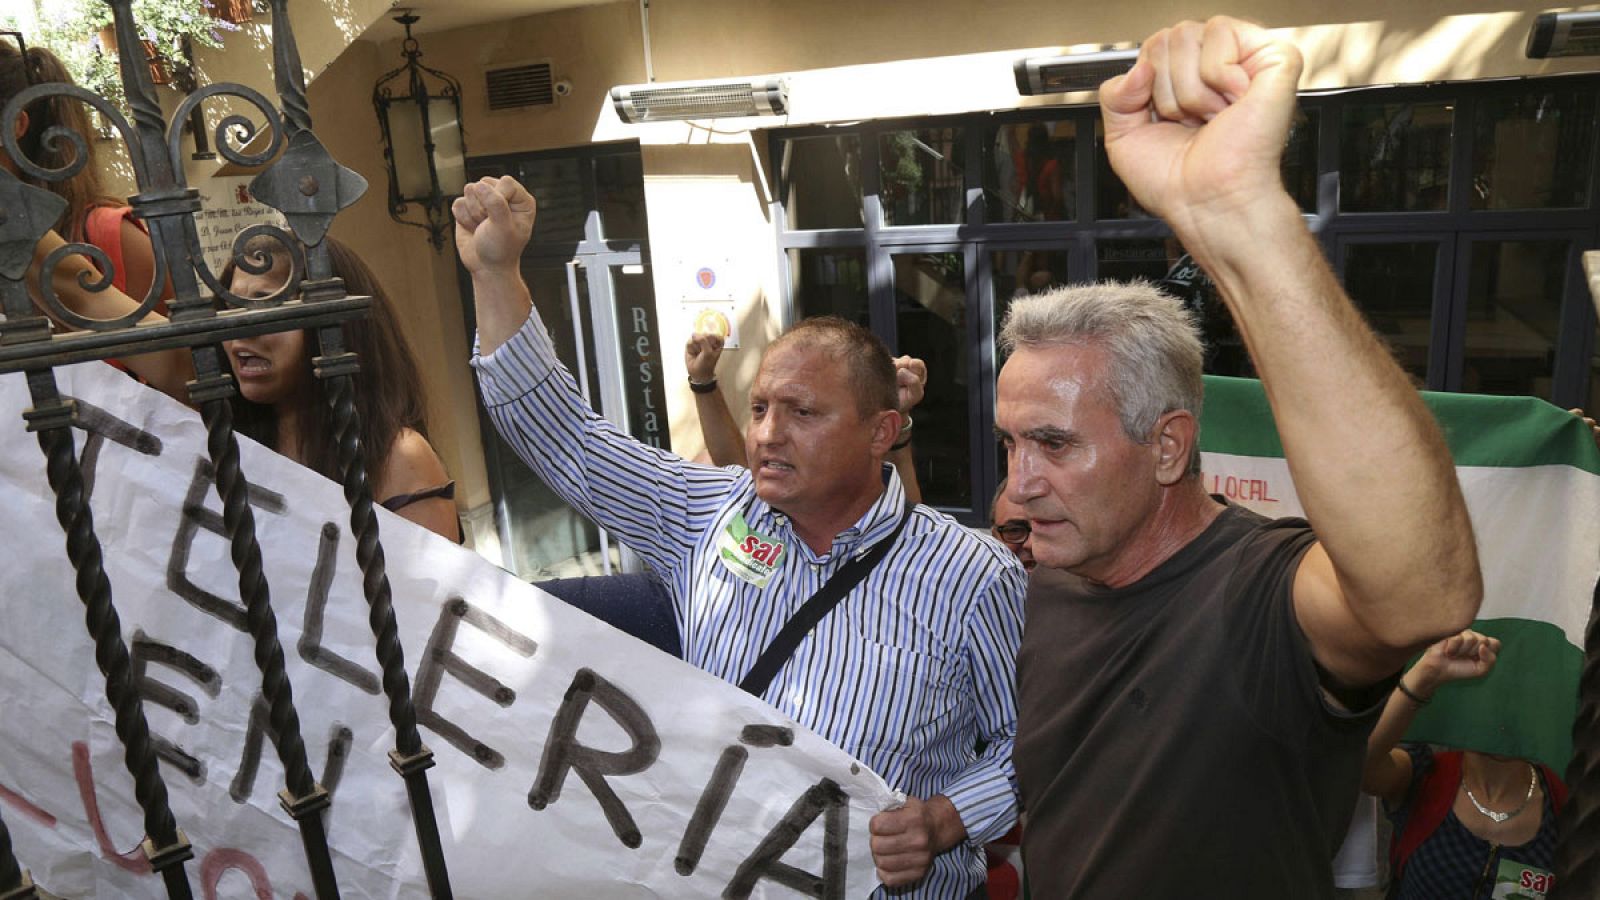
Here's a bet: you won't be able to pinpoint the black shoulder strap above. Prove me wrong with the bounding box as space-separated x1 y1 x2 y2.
738 500 914 698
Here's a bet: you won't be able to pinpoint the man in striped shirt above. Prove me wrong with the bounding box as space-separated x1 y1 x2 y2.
453 176 1026 898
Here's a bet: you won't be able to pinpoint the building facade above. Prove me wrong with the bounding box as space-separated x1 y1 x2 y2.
197 1 1600 577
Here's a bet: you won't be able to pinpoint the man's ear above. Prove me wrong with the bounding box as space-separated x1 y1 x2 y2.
869 408 902 457
12 109 28 142
1152 409 1198 486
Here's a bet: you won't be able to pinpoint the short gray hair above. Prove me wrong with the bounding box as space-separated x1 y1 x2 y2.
998 280 1204 472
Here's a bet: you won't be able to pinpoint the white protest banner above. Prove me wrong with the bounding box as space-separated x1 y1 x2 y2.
0 361 897 898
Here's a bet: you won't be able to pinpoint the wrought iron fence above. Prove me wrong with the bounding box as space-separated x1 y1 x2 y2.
0 1 450 896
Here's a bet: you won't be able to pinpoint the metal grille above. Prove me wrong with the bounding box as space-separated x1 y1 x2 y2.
486 62 553 110
0 0 453 896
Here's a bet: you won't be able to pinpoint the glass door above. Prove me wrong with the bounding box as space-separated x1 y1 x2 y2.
475 261 610 579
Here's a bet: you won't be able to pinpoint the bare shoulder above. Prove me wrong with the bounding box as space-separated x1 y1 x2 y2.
376 428 450 500
377 429 460 541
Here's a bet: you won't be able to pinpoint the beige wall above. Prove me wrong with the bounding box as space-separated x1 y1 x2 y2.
303 40 492 518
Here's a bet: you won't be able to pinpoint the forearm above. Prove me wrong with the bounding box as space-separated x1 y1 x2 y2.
1181 196 1480 645
694 390 747 468
1361 671 1433 799
31 233 195 402
470 266 533 357
475 321 730 571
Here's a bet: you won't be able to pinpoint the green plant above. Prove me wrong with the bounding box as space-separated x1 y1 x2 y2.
33 0 238 113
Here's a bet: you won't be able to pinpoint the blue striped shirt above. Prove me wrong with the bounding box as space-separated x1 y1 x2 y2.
473 314 1025 897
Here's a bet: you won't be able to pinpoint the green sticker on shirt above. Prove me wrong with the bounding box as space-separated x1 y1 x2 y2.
717 512 785 588
1494 858 1554 898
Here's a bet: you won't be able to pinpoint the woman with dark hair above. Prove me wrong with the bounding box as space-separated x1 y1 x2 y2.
222 235 461 542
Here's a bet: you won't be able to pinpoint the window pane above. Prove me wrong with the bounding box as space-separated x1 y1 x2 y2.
1341 102 1454 212
783 135 863 230
1095 120 1147 220
518 157 588 243
613 265 672 451
1283 107 1320 213
1097 239 1252 378
789 248 868 325
880 127 965 226
1462 240 1569 399
892 251 971 510
595 151 648 240
992 248 1072 355
1472 88 1596 210
985 121 1077 223
1097 237 1180 282
1342 242 1437 386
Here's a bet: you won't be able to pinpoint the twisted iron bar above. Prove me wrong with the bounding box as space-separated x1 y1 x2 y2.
193 378 340 899
311 355 450 899
254 0 453 892
25 373 193 899
88 0 347 894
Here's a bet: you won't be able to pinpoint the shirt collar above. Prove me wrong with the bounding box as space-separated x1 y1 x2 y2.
746 464 908 560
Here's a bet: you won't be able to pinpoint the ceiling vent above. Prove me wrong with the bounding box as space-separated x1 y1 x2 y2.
487 62 555 110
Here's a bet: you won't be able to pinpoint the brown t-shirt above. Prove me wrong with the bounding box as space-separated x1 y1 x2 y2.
1014 504 1384 899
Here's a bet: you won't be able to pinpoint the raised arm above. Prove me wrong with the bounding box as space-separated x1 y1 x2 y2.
456 176 740 574
1101 17 1481 685
1362 629 1499 804
888 356 925 505
685 332 747 468
453 176 536 356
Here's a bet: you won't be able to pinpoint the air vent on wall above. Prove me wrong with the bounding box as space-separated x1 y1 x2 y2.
487 62 555 110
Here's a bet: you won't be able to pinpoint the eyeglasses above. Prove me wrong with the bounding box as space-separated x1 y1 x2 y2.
992 519 1031 546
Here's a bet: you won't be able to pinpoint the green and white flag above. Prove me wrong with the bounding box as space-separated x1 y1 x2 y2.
1199 375 1600 773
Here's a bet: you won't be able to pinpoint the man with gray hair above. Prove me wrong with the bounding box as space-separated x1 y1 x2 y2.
995 17 1482 898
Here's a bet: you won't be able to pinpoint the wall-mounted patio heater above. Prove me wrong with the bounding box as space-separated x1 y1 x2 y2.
1014 48 1139 95
610 77 788 123
1526 11 1600 58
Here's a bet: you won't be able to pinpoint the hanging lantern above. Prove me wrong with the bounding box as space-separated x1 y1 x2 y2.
372 13 465 250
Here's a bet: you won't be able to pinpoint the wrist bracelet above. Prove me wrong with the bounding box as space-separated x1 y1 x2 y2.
890 434 913 452
898 414 914 435
1396 679 1431 706
688 377 718 394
